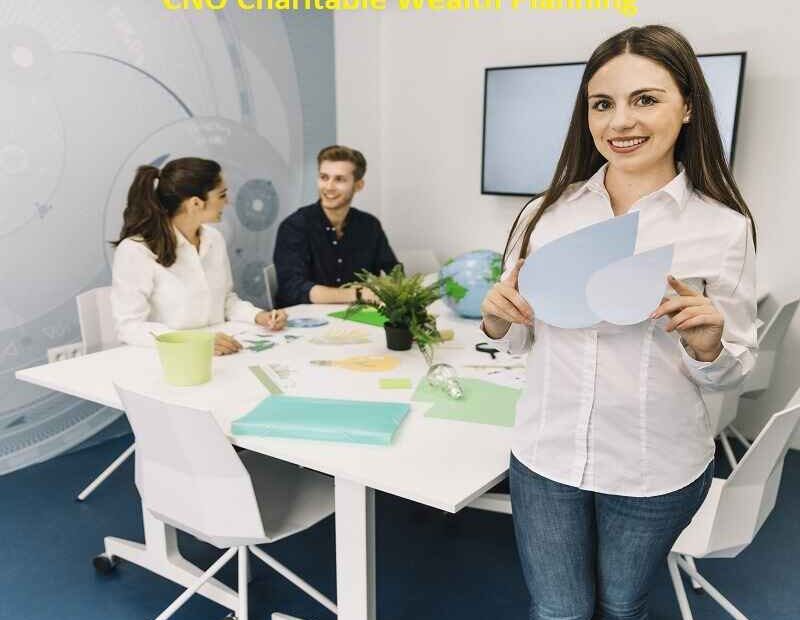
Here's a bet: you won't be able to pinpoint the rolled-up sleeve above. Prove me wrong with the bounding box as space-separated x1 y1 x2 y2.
110 241 170 347
681 217 758 390
274 216 315 307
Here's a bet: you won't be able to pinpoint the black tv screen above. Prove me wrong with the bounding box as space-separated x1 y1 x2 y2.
482 53 746 196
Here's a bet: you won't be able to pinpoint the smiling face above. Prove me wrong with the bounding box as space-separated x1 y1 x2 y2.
587 53 690 174
199 176 228 223
317 160 364 211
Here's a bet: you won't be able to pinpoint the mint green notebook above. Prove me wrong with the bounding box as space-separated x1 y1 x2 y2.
328 307 388 327
231 395 409 445
413 378 520 427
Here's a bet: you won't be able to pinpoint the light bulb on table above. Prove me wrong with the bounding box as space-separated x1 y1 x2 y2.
425 363 464 400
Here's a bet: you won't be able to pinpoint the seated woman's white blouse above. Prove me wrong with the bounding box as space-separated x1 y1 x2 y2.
486 164 757 497
111 225 260 347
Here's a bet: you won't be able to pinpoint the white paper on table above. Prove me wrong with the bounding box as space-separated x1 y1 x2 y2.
518 212 639 328
586 245 674 325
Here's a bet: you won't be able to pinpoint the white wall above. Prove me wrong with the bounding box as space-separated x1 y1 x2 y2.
336 0 800 445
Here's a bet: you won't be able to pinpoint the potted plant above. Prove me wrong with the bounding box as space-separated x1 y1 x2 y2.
345 265 443 352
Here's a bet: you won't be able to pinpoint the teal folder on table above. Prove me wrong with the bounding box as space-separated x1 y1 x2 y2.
232 395 410 445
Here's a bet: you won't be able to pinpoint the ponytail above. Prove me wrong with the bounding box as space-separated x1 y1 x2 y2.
111 158 221 267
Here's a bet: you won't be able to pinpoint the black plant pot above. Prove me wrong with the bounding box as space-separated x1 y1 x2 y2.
384 323 413 351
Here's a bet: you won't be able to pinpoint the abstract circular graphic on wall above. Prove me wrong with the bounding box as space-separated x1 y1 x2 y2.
0 4 311 474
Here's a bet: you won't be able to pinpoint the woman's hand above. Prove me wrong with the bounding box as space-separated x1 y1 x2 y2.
651 275 724 362
480 259 535 337
255 309 288 331
214 332 242 356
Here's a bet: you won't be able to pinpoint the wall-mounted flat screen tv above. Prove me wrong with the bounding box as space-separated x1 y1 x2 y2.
482 53 746 196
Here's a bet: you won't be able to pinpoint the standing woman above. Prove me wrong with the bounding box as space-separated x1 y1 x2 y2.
481 26 757 619
111 157 287 355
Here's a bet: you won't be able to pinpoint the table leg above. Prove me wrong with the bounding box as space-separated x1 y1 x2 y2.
335 478 377 620
102 505 239 611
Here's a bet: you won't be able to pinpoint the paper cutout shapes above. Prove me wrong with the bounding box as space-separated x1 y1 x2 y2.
517 212 674 328
518 212 639 328
586 245 674 325
310 355 400 372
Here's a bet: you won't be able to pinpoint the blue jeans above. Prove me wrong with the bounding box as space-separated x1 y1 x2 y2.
510 454 713 620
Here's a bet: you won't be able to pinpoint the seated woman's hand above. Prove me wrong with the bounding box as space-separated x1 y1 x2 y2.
255 309 288 331
480 259 535 335
214 332 242 356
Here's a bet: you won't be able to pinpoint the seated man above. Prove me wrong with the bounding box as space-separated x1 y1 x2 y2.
274 145 399 306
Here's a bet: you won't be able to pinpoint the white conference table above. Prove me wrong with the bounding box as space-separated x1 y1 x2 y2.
16 303 518 620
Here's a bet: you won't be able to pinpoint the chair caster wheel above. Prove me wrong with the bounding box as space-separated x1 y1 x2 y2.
93 553 119 575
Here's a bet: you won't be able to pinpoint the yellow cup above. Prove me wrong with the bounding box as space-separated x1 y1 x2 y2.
155 331 214 386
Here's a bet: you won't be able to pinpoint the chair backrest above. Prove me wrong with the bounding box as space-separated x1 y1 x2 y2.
741 297 800 396
263 264 278 310
707 391 800 557
76 287 120 354
701 387 744 436
114 384 265 547
396 249 441 276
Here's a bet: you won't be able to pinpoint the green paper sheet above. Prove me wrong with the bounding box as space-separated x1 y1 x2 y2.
248 366 283 395
413 377 520 427
379 378 413 389
232 395 409 445
328 307 388 327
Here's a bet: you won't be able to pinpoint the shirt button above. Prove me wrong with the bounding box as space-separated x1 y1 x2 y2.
336 278 341 283
337 258 343 263
332 240 338 245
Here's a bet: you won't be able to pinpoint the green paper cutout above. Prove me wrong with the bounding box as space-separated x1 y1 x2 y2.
329 306 388 327
413 377 520 427
379 378 413 389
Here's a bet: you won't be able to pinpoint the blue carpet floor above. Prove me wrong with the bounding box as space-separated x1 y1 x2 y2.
1 435 798 620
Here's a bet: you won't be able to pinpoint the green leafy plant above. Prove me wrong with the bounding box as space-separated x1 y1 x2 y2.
345 265 445 347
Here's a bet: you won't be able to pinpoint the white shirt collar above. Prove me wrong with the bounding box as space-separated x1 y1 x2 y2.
174 224 213 257
566 162 691 211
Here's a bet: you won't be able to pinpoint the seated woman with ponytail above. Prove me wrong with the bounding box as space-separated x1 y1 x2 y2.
111 157 287 355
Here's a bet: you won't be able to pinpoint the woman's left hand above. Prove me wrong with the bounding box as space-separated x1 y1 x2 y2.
650 275 724 362
255 309 288 331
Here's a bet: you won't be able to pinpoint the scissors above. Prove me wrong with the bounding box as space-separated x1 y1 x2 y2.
475 342 500 360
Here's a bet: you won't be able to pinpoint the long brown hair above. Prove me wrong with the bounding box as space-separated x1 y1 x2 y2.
112 157 222 266
503 25 755 264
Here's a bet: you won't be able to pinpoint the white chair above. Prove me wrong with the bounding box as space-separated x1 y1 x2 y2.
263 264 278 310
668 389 800 620
702 387 746 470
395 249 441 276
709 296 800 466
76 287 120 354
113 384 336 620
75 287 133 501
740 297 799 397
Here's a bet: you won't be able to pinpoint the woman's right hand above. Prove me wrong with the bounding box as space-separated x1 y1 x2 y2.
214 332 242 356
480 259 535 336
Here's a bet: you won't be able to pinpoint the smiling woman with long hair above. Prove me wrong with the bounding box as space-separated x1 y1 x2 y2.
111 157 287 356
480 26 757 619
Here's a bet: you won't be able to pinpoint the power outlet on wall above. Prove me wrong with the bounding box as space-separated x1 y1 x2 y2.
47 342 85 363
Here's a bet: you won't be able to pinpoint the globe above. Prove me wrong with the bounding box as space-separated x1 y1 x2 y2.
439 250 503 318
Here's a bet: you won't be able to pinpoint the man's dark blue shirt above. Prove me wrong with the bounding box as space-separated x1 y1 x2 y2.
273 201 399 307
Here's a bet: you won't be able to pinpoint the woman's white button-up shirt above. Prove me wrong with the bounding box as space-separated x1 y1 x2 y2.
489 164 757 496
111 225 260 347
